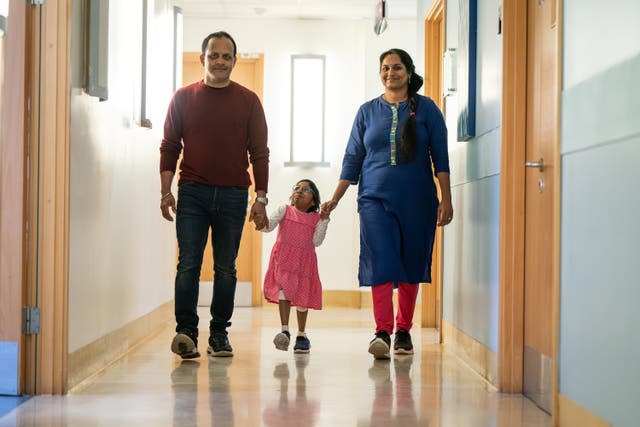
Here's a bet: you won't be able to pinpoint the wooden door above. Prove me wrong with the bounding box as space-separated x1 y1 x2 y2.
181 52 265 306
523 0 558 413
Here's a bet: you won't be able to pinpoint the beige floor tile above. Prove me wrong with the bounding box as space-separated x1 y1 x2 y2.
0 307 551 427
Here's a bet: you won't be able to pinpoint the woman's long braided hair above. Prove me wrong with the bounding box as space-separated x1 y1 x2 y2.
379 49 424 163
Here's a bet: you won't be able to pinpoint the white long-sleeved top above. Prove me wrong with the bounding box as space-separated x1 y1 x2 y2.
263 204 330 247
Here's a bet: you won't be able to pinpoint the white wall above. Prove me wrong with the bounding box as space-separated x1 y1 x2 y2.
440 0 502 352
183 17 416 292
563 0 640 89
68 0 177 352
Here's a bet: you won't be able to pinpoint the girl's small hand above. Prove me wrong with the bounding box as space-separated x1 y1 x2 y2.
320 200 336 219
320 208 330 220
321 199 337 214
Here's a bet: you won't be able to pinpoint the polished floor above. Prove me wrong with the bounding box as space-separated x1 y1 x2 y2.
0 307 551 426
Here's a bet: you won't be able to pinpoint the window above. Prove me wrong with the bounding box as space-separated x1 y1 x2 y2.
139 0 151 127
172 6 182 92
85 0 109 100
285 55 329 167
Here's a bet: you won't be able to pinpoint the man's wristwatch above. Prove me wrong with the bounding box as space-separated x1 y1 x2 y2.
255 196 268 206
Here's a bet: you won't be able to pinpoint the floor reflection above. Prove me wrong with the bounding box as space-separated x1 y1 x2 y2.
0 308 551 427
208 357 234 427
171 360 200 427
393 357 420 425
360 357 421 426
263 355 320 426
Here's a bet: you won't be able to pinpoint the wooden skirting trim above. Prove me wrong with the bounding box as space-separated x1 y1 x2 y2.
322 290 362 308
325 290 405 310
260 290 386 310
261 290 374 309
442 320 498 386
558 394 611 427
67 302 173 391
360 292 373 308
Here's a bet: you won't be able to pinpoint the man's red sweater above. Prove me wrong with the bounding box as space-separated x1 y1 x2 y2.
160 80 269 192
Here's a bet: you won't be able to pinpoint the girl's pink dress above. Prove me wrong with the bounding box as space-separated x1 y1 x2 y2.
263 205 323 310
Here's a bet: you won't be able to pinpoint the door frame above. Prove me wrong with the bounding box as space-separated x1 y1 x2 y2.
0 0 27 396
25 0 71 394
0 0 70 396
422 0 445 336
499 0 561 418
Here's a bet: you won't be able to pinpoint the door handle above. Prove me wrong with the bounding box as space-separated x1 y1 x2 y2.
525 158 545 172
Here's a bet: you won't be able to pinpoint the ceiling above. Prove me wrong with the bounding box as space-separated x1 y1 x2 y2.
174 0 418 20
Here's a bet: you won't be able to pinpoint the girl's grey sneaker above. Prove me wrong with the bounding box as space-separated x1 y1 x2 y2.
273 331 291 351
368 331 391 359
293 335 311 353
171 330 200 359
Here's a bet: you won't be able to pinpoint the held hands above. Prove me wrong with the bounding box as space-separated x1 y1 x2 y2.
320 199 338 220
160 193 176 221
250 201 268 230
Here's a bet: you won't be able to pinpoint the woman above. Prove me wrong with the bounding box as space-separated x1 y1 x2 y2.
322 48 453 359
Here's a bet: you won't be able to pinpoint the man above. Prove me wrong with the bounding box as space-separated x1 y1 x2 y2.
160 31 269 359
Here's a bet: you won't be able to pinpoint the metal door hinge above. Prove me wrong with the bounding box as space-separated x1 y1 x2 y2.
22 307 41 335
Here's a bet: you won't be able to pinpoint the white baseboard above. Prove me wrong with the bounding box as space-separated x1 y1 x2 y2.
198 281 252 307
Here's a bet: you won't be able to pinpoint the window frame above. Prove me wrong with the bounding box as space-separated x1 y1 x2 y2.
285 54 329 168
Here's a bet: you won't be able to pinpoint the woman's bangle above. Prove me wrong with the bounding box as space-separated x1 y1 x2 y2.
161 192 173 200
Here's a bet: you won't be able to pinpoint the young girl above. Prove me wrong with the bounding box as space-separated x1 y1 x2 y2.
262 179 330 353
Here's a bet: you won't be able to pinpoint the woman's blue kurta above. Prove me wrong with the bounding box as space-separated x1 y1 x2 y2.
340 95 450 286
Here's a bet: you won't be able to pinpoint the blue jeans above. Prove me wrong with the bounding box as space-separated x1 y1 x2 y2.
174 182 248 335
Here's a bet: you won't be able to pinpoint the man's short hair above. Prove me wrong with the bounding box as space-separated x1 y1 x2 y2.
201 31 237 56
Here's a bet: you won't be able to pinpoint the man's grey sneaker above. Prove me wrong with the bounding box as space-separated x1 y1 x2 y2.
171 330 200 359
368 331 391 360
394 329 414 355
273 331 291 351
207 332 233 357
293 335 311 353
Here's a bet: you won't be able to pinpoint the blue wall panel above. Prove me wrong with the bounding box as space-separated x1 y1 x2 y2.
560 54 640 427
